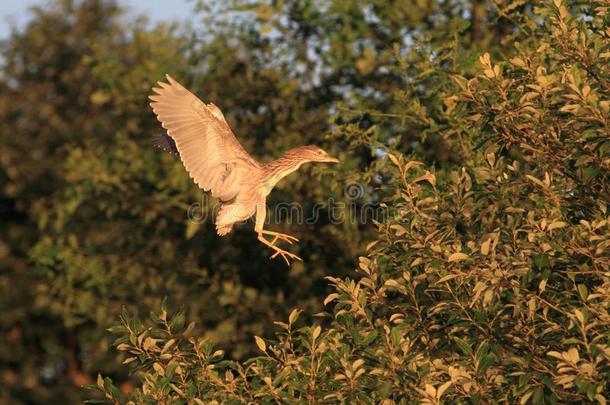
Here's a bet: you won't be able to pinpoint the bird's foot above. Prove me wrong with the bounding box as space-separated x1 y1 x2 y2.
269 247 303 266
262 230 299 245
257 231 302 266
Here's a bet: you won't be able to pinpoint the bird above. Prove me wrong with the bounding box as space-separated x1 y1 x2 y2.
149 74 339 265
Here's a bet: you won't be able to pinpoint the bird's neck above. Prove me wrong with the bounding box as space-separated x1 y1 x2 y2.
264 155 307 187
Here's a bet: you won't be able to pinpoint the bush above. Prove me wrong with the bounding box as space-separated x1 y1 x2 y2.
94 1 609 404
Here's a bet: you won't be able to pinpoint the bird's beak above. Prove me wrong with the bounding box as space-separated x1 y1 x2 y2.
324 156 340 163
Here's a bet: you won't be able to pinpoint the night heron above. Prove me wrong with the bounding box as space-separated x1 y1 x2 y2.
149 75 339 265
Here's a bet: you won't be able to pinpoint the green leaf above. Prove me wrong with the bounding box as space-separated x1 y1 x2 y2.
478 353 496 375
475 342 490 361
534 254 549 271
581 166 600 182
390 326 404 346
453 337 473 356
361 330 378 346
541 374 555 390
169 311 185 332
378 380 393 398
577 284 588 301
532 386 544 405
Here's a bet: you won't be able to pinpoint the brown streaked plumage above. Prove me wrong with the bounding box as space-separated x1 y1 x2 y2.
149 75 339 265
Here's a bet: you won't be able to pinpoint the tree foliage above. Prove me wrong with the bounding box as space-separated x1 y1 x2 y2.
94 1 609 404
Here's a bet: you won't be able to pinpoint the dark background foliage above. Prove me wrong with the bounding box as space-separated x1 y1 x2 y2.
1 0 608 403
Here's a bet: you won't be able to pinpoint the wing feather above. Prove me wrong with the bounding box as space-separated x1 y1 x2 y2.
149 74 259 200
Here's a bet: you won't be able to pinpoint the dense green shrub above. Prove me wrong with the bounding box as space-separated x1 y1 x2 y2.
94 1 609 403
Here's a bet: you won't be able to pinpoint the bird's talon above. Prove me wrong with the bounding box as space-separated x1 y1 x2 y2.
258 231 301 265
271 236 293 245
269 249 301 265
262 231 299 243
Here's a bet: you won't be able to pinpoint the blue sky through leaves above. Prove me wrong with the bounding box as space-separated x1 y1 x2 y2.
0 0 197 39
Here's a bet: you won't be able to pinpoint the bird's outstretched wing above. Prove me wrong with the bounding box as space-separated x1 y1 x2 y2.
149 75 259 201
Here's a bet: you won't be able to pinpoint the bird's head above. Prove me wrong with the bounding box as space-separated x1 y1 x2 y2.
285 145 340 164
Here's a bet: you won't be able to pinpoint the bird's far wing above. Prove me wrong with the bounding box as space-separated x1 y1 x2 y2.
149 75 258 201
152 134 180 157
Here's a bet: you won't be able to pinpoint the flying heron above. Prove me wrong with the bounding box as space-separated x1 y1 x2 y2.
149 75 339 265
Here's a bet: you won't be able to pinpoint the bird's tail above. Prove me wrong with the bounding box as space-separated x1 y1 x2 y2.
215 204 237 236
216 224 233 236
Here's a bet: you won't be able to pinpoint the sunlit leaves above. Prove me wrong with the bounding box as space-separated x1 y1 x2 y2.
447 252 469 262
254 335 267 353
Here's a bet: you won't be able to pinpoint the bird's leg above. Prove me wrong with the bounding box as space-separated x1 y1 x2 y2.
254 201 302 265
257 232 302 265
260 229 299 244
